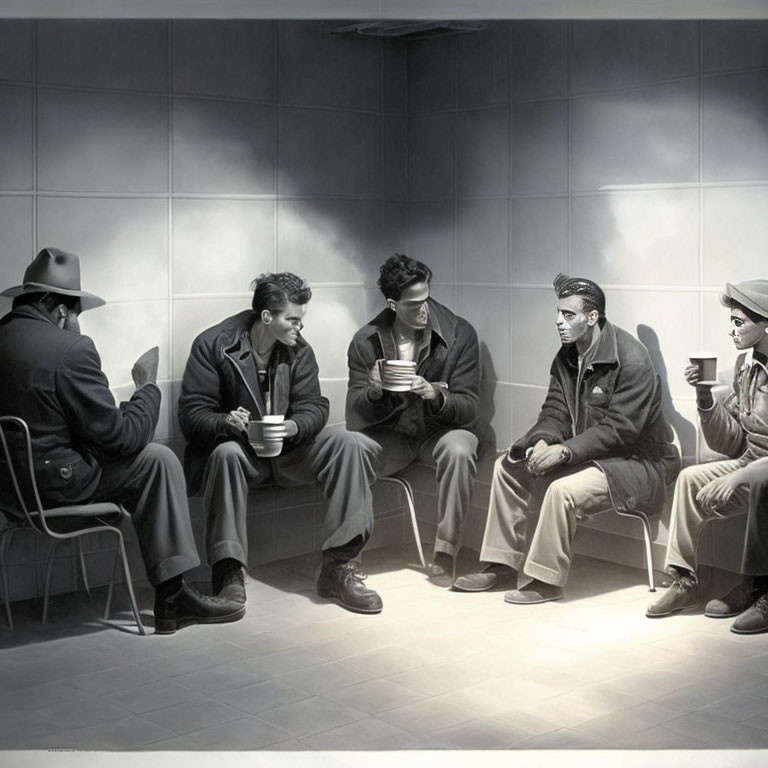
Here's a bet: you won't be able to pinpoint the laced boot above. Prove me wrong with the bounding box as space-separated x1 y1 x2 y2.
317 560 383 614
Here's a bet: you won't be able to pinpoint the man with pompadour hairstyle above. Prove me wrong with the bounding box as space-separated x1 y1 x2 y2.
454 273 680 603
179 272 383 614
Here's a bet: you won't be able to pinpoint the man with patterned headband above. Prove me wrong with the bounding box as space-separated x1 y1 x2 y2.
454 274 680 603
647 280 768 634
179 272 383 614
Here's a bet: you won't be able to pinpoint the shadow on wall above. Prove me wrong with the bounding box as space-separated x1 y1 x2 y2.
637 323 696 463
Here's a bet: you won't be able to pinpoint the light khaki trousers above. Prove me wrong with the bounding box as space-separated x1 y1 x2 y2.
479 452 612 587
664 459 748 574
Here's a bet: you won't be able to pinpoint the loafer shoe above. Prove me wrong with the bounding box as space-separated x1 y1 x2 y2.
731 593 768 635
646 571 699 618
212 561 246 604
452 564 516 592
154 581 245 635
504 579 562 604
317 561 383 614
705 579 754 618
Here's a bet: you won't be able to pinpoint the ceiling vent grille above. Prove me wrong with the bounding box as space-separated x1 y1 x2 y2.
328 21 486 41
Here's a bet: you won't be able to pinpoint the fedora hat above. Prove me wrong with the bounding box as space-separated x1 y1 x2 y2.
1 247 105 311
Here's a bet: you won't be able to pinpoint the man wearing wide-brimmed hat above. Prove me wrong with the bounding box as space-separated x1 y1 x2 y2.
0 247 245 634
647 279 768 634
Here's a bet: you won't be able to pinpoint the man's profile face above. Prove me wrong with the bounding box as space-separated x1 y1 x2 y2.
729 307 768 350
556 294 594 347
388 281 430 330
265 301 307 347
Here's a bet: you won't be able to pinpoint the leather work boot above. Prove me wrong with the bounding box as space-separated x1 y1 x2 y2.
317 560 383 614
731 592 768 635
154 581 245 635
646 568 700 618
705 578 754 618
452 563 517 592
212 559 247 604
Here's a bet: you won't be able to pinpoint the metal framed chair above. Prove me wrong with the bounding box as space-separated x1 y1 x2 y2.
376 474 428 570
0 416 145 634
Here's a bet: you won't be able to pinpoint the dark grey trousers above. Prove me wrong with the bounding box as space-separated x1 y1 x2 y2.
201 427 379 568
94 443 201 586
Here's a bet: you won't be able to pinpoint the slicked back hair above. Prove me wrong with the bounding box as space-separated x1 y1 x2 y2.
553 273 606 317
251 272 312 315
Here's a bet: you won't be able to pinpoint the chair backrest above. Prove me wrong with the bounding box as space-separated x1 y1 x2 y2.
0 416 54 536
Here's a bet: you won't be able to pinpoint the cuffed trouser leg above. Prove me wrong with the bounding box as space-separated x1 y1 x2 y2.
742 476 768 576
275 427 378 559
478 453 536 572
523 466 610 587
201 441 270 568
95 443 200 587
420 429 478 558
665 459 747 574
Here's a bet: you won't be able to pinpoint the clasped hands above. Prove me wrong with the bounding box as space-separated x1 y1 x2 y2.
367 363 437 401
696 473 741 514
523 439 570 477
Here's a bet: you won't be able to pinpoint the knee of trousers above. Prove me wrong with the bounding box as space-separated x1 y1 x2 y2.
540 476 579 515
207 440 246 468
676 464 706 489
138 442 184 475
325 429 378 458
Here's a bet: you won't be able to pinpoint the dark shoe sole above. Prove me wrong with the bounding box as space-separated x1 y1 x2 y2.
317 589 383 615
504 591 563 605
154 605 246 635
645 604 700 618
731 624 768 635
705 609 743 619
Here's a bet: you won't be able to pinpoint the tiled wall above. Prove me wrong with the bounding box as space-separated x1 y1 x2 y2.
2 19 768 589
407 19 768 465
407 20 768 568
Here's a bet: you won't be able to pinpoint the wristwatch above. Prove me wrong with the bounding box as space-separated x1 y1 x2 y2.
559 446 571 464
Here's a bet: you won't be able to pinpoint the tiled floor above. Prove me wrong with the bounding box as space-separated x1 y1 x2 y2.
2 545 768 760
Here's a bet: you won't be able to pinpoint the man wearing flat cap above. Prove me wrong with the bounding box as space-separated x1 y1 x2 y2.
0 247 245 633
454 274 680 603
647 279 768 634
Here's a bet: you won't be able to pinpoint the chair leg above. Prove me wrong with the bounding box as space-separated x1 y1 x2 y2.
103 543 121 622
388 476 428 571
42 539 65 624
638 514 656 592
0 530 15 632
75 538 92 602
115 531 145 636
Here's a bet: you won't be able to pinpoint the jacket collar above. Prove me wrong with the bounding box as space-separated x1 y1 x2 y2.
557 319 619 371
366 298 452 360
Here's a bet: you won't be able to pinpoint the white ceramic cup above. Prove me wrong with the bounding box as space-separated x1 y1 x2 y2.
248 414 285 458
690 352 717 384
377 359 417 390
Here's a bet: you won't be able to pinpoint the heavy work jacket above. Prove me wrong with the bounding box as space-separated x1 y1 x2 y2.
0 304 160 510
178 309 329 494
513 320 680 515
345 298 489 447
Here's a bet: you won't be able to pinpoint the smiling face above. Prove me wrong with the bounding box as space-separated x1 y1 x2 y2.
555 294 597 347
729 307 768 351
387 280 430 331
263 301 307 347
